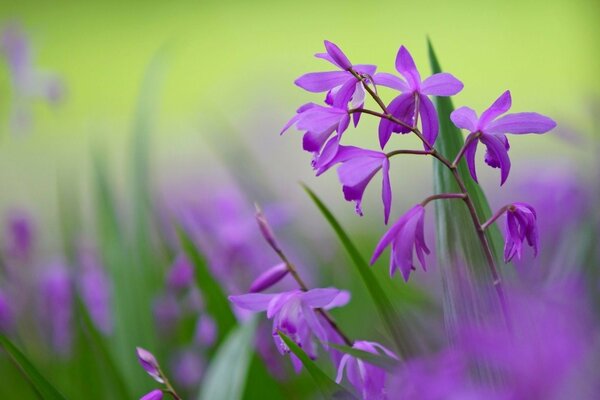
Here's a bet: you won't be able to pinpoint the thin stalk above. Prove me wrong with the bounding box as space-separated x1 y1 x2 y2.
481 205 513 231
420 193 466 207
452 131 480 167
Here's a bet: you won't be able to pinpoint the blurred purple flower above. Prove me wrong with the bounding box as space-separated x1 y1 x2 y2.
503 203 538 263
171 349 204 389
0 23 65 133
451 90 556 185
167 254 194 291
249 263 289 293
314 145 392 223
229 288 350 372
140 389 163 400
194 314 217 347
77 243 113 334
3 209 35 263
136 347 164 383
153 293 181 337
0 288 13 332
375 46 463 148
295 40 376 118
370 205 429 281
335 341 398 400
38 262 73 355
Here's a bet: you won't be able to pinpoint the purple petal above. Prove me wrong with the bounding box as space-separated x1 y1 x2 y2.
418 94 439 147
381 158 392 225
378 93 415 148
295 106 347 133
395 46 421 89
353 64 377 76
480 134 511 185
323 290 351 309
464 135 480 183
136 347 163 383
324 40 352 70
479 90 512 129
294 71 350 92
338 155 385 216
373 72 409 92
228 293 277 312
392 215 419 281
420 73 463 96
450 107 478 132
302 304 328 345
141 390 164 400
302 288 341 308
249 263 289 293
486 112 556 135
303 127 334 153
332 78 358 108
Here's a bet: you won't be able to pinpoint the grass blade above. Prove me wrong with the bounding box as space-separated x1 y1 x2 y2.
277 332 357 399
301 183 415 358
198 317 257 400
328 343 399 371
0 334 68 400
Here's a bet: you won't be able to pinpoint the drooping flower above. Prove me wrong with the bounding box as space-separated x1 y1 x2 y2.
0 288 13 332
375 46 463 149
167 254 195 291
281 102 350 162
295 40 376 120
450 90 556 185
229 288 350 372
503 202 539 263
0 23 65 133
249 263 289 293
370 205 430 281
140 389 163 400
335 341 398 400
314 145 392 223
136 347 164 383
38 262 73 355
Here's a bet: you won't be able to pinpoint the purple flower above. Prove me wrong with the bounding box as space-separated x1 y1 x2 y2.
281 102 350 161
194 314 217 347
249 263 289 293
167 254 194 291
375 46 463 149
229 288 350 371
314 145 392 223
171 349 204 389
0 288 13 332
370 205 430 281
77 243 113 334
451 90 556 185
153 294 181 337
295 40 376 116
335 341 398 400
140 389 163 400
503 203 539 263
3 209 35 263
136 347 164 383
38 262 73 355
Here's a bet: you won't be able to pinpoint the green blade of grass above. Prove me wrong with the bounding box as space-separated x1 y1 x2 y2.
302 183 415 358
176 226 237 344
0 334 68 400
277 332 357 400
198 317 257 400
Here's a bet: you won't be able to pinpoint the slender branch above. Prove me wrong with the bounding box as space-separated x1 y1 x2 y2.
420 193 466 207
481 205 513 231
157 369 182 400
452 131 480 167
255 206 354 346
386 149 432 158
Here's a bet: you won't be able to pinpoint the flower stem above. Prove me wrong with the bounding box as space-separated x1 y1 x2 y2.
481 205 512 231
452 131 480 167
420 193 466 207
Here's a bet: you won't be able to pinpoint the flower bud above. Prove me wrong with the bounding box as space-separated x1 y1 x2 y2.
255 204 281 252
140 389 163 400
249 263 289 293
136 347 164 383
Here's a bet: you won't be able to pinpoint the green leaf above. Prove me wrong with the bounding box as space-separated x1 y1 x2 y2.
301 183 416 358
176 225 237 344
0 334 68 400
427 39 505 328
277 332 357 400
328 343 399 371
199 317 257 400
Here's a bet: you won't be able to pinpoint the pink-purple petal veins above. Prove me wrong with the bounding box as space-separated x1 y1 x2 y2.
382 158 392 225
249 263 289 293
140 389 163 400
229 292 277 312
395 46 421 89
480 134 511 185
324 40 352 70
294 71 351 92
463 134 480 182
373 72 409 92
420 72 464 96
418 94 439 147
479 90 512 128
486 112 557 135
450 107 479 132
378 93 415 148
136 347 164 384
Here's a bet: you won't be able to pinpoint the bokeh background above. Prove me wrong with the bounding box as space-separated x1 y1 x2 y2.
1 0 599 398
